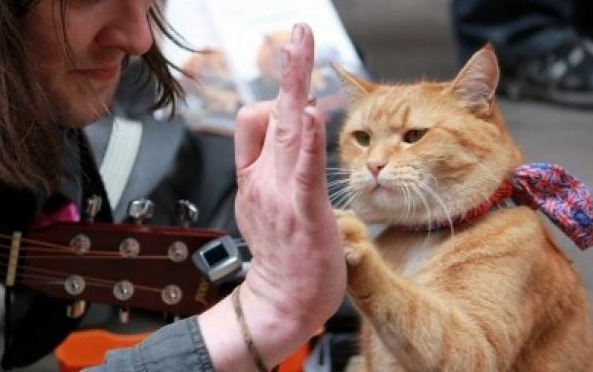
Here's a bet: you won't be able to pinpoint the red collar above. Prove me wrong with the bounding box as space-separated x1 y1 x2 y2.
394 180 514 232
392 163 592 250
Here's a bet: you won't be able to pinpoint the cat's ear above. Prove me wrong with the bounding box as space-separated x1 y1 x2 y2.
448 43 500 117
331 62 376 103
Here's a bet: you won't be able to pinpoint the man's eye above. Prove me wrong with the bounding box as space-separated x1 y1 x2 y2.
69 0 108 6
403 129 428 144
352 130 371 146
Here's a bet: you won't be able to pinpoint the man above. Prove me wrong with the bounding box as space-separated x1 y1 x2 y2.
0 1 346 371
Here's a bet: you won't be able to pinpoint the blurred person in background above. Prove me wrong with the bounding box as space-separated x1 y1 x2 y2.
451 0 593 108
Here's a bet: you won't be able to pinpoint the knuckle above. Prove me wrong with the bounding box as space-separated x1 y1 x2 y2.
235 105 257 124
274 123 299 147
294 167 318 191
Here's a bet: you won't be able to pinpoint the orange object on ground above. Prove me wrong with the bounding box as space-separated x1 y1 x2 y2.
278 326 324 372
278 341 311 372
56 327 320 372
55 329 150 372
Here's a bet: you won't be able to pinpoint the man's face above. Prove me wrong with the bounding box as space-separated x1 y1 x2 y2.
22 0 154 127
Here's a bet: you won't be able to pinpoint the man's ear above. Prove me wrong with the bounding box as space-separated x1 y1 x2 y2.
447 43 500 117
330 62 376 104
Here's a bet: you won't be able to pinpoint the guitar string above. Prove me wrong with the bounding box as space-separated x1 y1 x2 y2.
0 243 170 259
0 253 170 260
0 234 197 296
0 235 121 257
0 261 114 285
0 242 185 293
8 271 110 288
0 261 167 294
0 232 216 258
0 232 116 254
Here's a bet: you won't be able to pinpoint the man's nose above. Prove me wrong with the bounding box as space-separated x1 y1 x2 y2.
96 0 154 56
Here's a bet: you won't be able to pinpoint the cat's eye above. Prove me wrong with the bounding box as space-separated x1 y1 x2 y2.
352 130 371 146
403 129 428 144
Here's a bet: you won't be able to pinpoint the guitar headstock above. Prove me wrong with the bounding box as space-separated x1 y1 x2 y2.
12 221 241 318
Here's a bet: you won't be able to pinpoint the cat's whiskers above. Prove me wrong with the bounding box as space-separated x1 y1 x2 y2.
408 183 435 248
400 183 416 225
328 183 351 208
414 169 453 224
325 167 351 176
327 179 350 190
328 166 454 234
327 171 365 210
326 178 350 193
331 185 357 209
343 173 366 209
389 167 433 220
349 190 366 212
417 180 455 239
402 184 417 227
326 167 354 208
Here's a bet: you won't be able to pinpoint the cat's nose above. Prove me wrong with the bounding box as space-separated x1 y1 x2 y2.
367 162 385 178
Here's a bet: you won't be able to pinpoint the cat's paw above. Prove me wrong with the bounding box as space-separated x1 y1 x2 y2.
334 209 370 266
334 209 369 242
344 243 365 266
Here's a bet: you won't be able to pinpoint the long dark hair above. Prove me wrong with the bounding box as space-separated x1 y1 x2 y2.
0 0 186 192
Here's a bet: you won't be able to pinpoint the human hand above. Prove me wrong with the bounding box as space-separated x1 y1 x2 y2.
234 23 346 332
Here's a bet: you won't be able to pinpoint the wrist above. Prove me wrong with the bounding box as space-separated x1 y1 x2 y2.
238 283 320 368
198 283 320 371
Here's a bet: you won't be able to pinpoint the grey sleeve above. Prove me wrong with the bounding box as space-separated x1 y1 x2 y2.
82 316 215 372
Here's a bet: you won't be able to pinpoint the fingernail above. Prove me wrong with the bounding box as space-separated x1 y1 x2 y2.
280 48 290 69
292 23 304 43
304 106 318 128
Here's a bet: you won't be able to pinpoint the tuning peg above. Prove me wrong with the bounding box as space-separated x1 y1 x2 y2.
119 307 131 324
66 300 87 319
128 199 154 224
175 200 199 228
85 195 102 222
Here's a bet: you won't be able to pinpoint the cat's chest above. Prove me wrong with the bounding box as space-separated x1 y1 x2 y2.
400 240 435 278
377 229 449 279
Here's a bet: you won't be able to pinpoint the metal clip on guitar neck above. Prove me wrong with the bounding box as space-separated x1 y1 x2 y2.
192 235 242 284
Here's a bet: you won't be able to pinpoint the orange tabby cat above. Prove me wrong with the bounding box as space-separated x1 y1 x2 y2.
332 44 593 371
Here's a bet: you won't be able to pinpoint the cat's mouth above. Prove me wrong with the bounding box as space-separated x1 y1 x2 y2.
368 181 404 196
366 184 406 204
